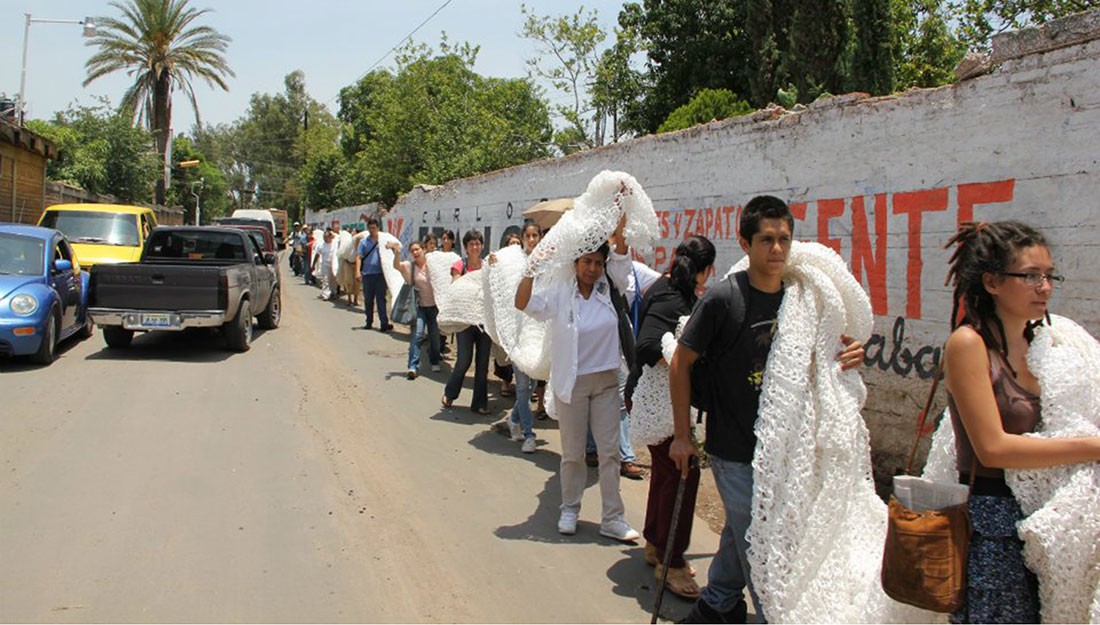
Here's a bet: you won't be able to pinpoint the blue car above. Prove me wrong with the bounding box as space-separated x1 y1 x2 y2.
0 224 93 364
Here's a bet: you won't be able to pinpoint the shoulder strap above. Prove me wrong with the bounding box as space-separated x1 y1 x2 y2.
904 350 946 475
727 271 750 348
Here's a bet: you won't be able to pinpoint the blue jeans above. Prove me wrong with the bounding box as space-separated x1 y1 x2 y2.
509 369 536 439
407 305 440 371
444 326 490 411
700 456 761 616
361 273 388 328
585 363 636 462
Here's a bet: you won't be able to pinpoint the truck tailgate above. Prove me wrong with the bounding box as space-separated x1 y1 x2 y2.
91 264 224 311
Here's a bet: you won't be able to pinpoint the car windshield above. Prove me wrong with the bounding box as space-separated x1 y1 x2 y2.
0 234 46 276
145 231 248 261
40 210 140 247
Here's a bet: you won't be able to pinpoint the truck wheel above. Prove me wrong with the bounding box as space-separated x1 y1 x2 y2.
79 311 95 339
225 300 252 352
257 287 281 329
103 326 134 349
30 310 58 365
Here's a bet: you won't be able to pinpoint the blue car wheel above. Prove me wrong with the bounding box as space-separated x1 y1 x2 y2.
31 309 57 365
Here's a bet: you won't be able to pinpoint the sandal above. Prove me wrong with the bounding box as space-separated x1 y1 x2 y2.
473 407 490 415
655 564 701 600
441 395 453 408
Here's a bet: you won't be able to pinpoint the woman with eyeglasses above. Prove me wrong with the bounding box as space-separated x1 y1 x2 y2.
942 220 1100 623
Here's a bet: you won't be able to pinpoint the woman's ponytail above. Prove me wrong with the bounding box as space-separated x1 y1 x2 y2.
668 235 717 303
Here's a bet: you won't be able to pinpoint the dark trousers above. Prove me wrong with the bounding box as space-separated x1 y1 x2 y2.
444 326 491 411
361 273 388 328
644 437 701 569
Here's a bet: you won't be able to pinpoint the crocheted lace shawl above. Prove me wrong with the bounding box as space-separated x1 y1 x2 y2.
629 317 688 447
462 170 660 389
719 241 932 623
923 315 1100 623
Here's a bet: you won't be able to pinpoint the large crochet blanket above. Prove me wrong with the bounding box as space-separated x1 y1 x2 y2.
924 315 1100 623
727 241 931 623
629 317 688 447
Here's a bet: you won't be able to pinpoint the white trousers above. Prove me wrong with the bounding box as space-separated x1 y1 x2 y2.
555 369 624 524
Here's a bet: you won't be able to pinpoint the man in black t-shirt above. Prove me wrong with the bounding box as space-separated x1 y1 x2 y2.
669 196 865 624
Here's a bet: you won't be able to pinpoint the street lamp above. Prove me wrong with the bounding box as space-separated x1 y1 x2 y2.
16 14 97 126
179 160 203 225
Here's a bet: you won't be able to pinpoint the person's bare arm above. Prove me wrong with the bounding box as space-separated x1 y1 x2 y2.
946 327 1100 469
668 344 700 476
515 275 534 311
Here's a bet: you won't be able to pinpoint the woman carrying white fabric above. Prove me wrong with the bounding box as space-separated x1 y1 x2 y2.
514 217 640 541
943 220 1100 623
387 238 440 380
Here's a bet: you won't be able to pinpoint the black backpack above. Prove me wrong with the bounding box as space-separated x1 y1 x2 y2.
690 270 750 416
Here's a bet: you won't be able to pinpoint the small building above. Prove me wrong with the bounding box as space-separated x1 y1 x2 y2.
0 117 57 225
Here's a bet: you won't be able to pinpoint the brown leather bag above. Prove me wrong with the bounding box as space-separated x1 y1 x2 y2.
880 356 974 613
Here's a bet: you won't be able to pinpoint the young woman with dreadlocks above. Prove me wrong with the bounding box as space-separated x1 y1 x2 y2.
943 220 1100 623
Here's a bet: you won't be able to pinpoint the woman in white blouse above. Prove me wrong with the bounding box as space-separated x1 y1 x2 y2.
514 221 639 541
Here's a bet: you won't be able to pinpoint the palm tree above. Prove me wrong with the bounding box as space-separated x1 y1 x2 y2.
83 0 234 205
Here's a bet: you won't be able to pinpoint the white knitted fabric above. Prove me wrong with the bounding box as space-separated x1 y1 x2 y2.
339 230 360 262
332 230 352 273
479 245 553 380
524 170 659 284
922 315 1100 622
425 250 461 302
724 241 932 623
437 268 485 334
629 316 690 447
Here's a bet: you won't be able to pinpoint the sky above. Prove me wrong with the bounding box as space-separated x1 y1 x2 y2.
1 0 632 132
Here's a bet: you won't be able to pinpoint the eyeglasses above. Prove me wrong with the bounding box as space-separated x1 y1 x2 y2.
1000 271 1065 287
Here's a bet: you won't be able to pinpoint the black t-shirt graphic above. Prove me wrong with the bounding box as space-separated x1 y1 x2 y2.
679 277 784 463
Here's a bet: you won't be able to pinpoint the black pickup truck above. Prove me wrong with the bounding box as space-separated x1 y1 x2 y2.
88 227 281 351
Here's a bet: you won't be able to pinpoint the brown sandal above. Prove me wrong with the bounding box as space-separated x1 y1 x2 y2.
655 564 701 600
441 395 453 408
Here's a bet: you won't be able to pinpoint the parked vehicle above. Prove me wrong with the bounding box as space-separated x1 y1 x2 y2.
88 227 280 352
0 224 93 364
267 208 289 249
230 209 276 240
227 224 276 254
38 204 158 268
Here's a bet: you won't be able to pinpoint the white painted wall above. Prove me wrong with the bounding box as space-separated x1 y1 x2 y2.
310 17 1100 477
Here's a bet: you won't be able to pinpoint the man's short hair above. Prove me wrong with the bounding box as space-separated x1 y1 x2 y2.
366 217 380 228
740 195 795 242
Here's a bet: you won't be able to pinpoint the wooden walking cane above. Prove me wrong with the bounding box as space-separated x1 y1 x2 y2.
651 456 696 624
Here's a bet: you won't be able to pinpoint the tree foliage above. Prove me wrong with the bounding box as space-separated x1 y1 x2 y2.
656 89 754 133
893 0 968 89
335 39 553 206
852 0 896 95
949 0 1099 49
167 135 230 224
83 0 233 204
27 102 159 203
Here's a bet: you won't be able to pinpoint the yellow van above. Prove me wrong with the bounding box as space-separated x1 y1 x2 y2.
38 204 158 267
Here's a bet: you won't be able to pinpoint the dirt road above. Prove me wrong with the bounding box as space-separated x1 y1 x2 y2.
0 261 721 622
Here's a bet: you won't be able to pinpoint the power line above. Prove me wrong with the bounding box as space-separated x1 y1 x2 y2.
326 0 456 105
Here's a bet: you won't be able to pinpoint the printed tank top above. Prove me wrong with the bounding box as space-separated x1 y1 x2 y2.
947 349 1041 479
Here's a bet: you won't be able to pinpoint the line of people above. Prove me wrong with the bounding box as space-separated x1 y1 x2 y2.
295 195 1100 624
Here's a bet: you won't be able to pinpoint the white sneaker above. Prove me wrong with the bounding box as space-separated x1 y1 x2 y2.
521 437 537 453
431 364 441 373
558 510 578 535
599 519 640 542
508 419 523 441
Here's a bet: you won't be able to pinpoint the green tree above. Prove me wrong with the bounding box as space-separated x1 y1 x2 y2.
948 0 1099 50
853 0 896 95
83 0 234 205
231 71 339 216
28 102 159 202
167 135 230 224
338 39 553 206
336 71 392 159
894 0 968 89
788 0 850 101
520 5 607 148
590 30 646 144
656 89 754 133
618 1 752 133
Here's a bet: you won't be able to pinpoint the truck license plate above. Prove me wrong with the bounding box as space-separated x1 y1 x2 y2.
140 313 175 328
